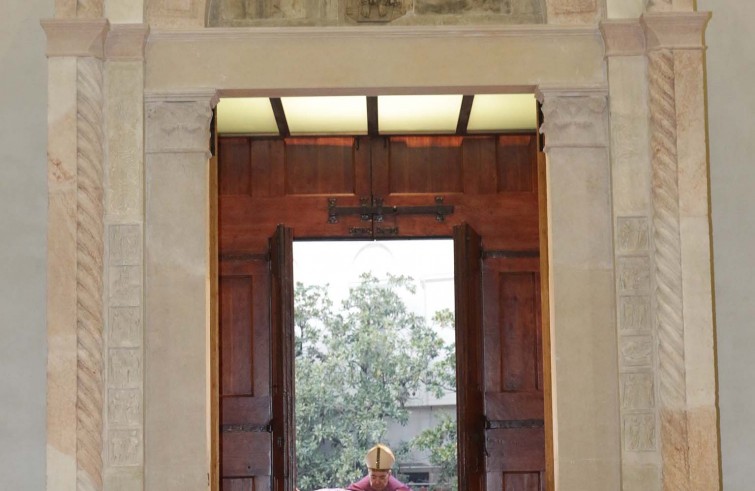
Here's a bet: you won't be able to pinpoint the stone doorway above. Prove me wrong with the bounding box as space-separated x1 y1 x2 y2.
43 14 719 491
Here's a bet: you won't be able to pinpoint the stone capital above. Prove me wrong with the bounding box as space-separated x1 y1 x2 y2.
106 24 150 61
41 18 109 58
145 90 219 155
600 20 645 57
535 87 609 150
641 11 711 51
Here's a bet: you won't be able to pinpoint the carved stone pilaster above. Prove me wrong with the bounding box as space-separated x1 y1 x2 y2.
646 45 691 491
535 86 620 489
43 17 109 491
144 91 217 489
642 10 718 491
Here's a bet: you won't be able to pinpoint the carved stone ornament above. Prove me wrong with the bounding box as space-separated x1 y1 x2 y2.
346 0 411 23
145 91 219 155
536 89 608 149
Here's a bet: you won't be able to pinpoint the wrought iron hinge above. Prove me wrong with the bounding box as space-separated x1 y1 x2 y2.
327 195 454 224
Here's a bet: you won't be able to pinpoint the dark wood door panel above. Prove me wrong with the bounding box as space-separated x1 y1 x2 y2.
284 137 366 195
374 135 465 194
219 136 369 199
221 431 272 477
219 264 271 398
372 134 538 197
487 471 543 491
486 427 545 472
220 195 370 254
483 260 543 395
485 392 543 422
222 396 272 427
454 224 485 491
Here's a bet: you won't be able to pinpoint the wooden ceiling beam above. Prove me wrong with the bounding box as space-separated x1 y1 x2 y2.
456 95 474 135
270 97 290 137
367 96 379 136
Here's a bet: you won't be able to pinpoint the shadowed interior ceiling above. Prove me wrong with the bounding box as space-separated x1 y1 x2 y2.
216 94 538 136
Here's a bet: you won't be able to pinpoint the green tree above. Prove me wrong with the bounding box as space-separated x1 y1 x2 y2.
295 273 456 491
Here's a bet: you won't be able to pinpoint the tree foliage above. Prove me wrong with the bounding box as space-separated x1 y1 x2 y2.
295 273 456 491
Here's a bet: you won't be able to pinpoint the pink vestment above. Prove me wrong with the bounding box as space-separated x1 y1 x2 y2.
346 475 411 491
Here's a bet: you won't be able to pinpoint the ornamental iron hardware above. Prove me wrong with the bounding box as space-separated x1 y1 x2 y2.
328 196 454 224
376 226 399 236
485 418 544 430
220 423 272 433
349 227 373 237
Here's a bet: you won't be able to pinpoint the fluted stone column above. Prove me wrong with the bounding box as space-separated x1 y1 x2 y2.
601 19 661 491
536 87 622 491
641 11 720 491
144 91 218 491
42 17 109 491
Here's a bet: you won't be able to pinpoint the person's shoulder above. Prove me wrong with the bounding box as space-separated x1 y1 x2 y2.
346 476 369 490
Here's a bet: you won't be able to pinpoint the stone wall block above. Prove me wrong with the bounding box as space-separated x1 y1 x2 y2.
147 0 205 28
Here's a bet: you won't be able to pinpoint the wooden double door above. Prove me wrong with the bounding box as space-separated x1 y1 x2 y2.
217 134 546 491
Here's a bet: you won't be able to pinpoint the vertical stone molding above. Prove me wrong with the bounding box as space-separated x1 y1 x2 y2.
42 17 109 491
536 87 621 491
103 25 149 491
76 55 106 491
601 18 660 491
642 11 719 491
144 90 217 491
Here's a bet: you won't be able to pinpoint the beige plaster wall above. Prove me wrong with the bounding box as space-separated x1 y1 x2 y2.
698 1 755 489
0 0 53 489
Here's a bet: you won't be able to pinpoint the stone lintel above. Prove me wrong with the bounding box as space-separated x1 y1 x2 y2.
641 11 711 51
41 18 109 59
145 26 605 92
600 19 645 57
106 24 150 61
535 86 609 150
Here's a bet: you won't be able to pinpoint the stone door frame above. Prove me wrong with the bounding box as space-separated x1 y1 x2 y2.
43 14 720 491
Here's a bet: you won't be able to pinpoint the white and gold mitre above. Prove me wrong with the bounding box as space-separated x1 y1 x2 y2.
365 443 395 470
